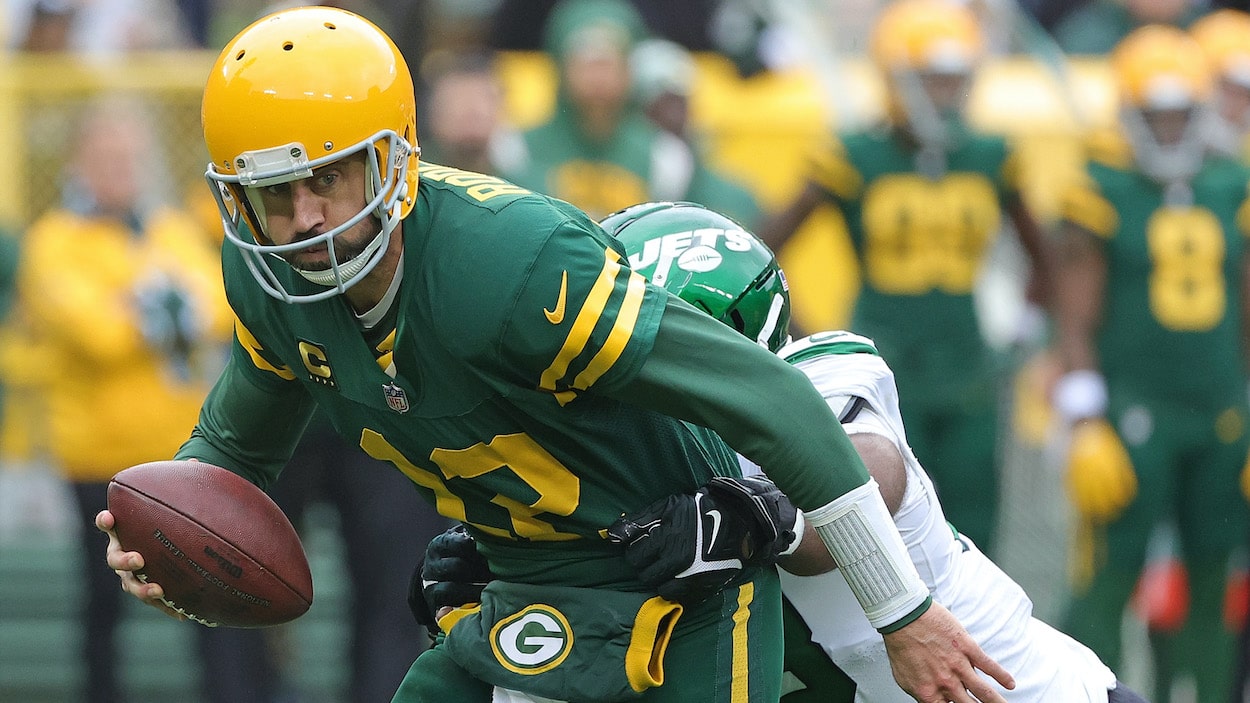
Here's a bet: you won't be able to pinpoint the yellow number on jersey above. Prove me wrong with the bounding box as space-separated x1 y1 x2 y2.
362 429 582 541
1146 207 1226 331
861 173 1001 295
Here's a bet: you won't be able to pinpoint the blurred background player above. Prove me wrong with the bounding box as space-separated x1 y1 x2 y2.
1052 24 1250 703
15 97 234 703
1190 8 1250 160
759 0 1054 556
503 0 716 219
629 37 762 228
417 48 523 177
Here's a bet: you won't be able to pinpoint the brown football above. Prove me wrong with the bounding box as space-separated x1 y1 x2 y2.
107 460 313 627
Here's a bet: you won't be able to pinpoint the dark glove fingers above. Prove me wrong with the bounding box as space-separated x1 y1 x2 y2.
706 476 799 563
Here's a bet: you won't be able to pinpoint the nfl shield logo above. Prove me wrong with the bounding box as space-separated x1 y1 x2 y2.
382 382 409 413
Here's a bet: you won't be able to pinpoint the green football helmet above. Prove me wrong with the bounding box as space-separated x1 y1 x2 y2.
602 201 791 351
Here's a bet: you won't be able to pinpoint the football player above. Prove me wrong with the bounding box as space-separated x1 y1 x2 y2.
93 6 1011 703
759 0 1054 556
1190 8 1250 159
414 201 1147 702
1053 24 1250 703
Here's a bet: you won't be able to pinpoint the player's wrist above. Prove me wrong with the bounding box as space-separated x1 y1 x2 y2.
876 595 932 634
805 479 930 630
1052 369 1107 422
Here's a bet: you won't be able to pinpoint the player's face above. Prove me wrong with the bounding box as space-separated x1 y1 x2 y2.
1144 107 1193 146
1217 78 1250 126
919 71 969 116
254 152 380 272
564 47 631 113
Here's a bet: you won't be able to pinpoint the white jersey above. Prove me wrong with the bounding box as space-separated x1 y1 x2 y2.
742 331 1117 702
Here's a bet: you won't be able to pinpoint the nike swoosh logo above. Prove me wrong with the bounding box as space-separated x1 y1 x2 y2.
704 508 722 554
544 270 568 324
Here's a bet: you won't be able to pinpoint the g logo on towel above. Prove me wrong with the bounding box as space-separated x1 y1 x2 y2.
490 604 574 675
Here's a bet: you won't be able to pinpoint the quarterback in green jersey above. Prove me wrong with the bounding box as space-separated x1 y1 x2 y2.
94 7 1013 703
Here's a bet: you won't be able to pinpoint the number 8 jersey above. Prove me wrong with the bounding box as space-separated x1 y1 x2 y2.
1061 142 1250 407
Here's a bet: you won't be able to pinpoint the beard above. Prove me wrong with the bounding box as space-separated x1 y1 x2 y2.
283 214 382 273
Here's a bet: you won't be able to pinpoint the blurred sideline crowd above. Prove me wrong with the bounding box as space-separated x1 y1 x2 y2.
3 0 1250 701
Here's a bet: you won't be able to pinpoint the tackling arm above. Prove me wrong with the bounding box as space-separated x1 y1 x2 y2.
609 299 935 631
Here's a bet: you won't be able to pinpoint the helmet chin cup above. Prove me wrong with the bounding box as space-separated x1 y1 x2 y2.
207 129 411 304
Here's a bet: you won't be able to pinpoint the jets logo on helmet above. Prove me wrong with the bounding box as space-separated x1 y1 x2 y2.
626 226 754 286
602 202 792 352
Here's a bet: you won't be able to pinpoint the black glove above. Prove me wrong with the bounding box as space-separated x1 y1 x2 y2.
606 476 800 605
407 524 495 632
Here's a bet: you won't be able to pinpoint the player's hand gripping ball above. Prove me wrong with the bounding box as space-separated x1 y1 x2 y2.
107 461 313 627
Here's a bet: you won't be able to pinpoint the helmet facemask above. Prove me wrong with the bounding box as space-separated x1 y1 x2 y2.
201 6 420 304
888 65 975 175
1112 26 1214 192
207 130 415 303
1203 74 1250 157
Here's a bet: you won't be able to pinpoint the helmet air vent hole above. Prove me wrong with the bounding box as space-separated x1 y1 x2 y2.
235 50 245 60
283 42 294 51
325 23 336 30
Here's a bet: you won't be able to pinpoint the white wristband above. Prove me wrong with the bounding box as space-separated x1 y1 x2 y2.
1052 369 1108 422
805 479 929 629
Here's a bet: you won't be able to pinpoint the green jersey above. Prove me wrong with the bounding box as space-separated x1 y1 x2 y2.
179 164 865 590
1063 151 1250 407
809 126 1018 399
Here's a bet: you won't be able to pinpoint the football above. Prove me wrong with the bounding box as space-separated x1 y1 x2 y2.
107 460 313 627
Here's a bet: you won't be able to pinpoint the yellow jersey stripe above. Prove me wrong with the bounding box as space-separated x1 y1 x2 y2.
732 582 753 703
235 318 295 380
539 249 622 394
567 269 646 398
810 146 862 200
376 329 396 373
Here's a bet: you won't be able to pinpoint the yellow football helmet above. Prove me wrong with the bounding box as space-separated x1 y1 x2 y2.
869 0 984 151
1113 25 1212 110
203 7 419 303
1191 9 1250 156
1110 25 1212 185
870 0 984 73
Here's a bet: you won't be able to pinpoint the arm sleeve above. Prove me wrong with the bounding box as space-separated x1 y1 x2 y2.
174 341 317 490
607 297 871 510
